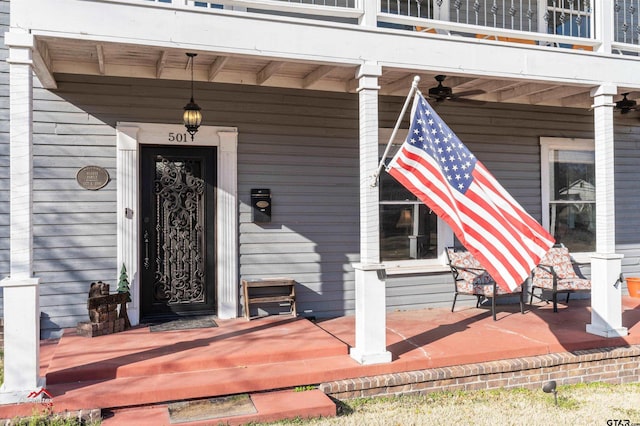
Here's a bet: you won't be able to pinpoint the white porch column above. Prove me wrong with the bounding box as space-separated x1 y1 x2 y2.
586 84 627 338
116 125 140 326
216 131 239 319
350 62 392 365
0 31 44 402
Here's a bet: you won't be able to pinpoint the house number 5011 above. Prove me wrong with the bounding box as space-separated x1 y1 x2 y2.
168 132 188 143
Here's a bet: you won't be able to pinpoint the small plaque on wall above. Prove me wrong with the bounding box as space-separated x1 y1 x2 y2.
77 166 110 190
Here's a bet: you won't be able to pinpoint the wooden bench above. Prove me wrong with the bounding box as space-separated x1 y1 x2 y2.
242 278 297 320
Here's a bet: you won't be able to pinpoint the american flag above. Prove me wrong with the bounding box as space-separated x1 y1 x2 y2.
386 91 554 292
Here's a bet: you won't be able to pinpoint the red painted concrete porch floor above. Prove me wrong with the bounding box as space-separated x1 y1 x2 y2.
2 297 640 423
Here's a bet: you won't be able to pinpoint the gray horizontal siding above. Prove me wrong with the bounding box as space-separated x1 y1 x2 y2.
0 60 639 335
32 125 115 302
30 73 121 336
238 129 360 318
610 120 640 293
387 275 454 309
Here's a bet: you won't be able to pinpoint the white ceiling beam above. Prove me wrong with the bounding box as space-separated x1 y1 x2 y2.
257 61 284 85
621 91 640 99
454 77 487 90
434 76 475 89
497 83 552 101
381 74 416 95
50 60 356 92
208 56 229 81
32 39 57 89
473 79 522 94
302 65 334 89
346 78 358 93
96 44 105 75
559 91 594 108
156 50 168 78
529 85 590 105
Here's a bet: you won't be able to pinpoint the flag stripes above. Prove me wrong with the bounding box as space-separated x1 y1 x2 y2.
387 92 554 292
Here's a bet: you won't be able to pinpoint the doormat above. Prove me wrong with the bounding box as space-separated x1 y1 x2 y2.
168 394 257 424
149 316 218 332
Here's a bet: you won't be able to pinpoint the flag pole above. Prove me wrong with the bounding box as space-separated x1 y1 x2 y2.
370 75 421 187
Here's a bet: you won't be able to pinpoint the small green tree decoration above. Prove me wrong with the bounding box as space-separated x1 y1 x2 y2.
117 263 132 329
117 263 131 302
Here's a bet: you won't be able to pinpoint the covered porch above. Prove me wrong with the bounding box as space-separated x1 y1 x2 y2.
4 0 640 404
0 297 638 423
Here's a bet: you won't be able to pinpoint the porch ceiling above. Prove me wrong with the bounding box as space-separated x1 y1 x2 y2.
34 36 640 111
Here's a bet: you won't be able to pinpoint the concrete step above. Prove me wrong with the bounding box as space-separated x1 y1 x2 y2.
101 389 336 426
46 354 356 412
0 355 351 420
0 317 353 421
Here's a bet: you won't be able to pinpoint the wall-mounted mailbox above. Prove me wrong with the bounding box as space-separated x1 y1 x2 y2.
251 188 272 223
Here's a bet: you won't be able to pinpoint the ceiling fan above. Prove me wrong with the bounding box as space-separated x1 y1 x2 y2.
614 93 640 114
427 75 486 105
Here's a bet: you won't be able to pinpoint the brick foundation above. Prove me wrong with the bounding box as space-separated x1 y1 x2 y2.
319 345 640 399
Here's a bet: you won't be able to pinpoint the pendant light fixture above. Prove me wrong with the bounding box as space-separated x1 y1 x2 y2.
183 52 202 141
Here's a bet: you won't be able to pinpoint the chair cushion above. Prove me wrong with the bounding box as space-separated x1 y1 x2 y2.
447 249 522 295
533 246 580 281
532 277 591 291
533 246 591 291
473 283 521 296
448 250 493 285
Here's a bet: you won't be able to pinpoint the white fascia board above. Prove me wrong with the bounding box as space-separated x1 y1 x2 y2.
19 0 640 90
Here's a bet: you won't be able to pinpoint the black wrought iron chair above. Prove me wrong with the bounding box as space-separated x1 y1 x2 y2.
530 244 591 312
446 247 524 321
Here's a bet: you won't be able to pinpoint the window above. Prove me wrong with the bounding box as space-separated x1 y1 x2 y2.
541 138 595 255
379 165 438 261
379 129 452 271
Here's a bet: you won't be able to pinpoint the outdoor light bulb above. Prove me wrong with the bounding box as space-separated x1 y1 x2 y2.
183 97 202 140
183 102 202 127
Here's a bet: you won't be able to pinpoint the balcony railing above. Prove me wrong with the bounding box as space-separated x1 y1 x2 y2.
615 0 640 46
138 0 639 54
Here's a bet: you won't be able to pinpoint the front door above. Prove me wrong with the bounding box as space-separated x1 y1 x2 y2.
140 146 217 320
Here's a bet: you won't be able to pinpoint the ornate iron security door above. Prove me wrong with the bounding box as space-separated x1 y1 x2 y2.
140 146 216 319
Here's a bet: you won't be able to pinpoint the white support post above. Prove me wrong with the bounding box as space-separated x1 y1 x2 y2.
350 62 391 365
116 125 140 326
586 84 627 338
359 0 377 27
0 30 45 403
216 131 239 319
594 0 614 54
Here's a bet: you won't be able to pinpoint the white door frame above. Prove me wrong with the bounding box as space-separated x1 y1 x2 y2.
116 122 239 325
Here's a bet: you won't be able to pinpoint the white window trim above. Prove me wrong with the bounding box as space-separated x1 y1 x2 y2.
540 137 594 264
116 122 239 325
379 128 453 274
